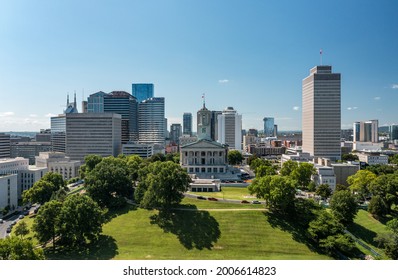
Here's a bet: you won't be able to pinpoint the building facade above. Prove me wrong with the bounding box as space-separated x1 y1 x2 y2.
36 152 80 180
0 133 11 159
217 107 242 151
0 174 18 211
183 112 193 136
302 65 341 161
122 143 154 158
170 124 182 145
263 117 275 137
180 139 228 178
132 83 154 103
11 142 52 164
197 104 212 140
138 97 165 146
390 125 398 142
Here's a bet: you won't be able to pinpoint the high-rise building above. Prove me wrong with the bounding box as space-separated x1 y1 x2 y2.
64 93 78 114
390 125 398 141
302 65 341 161
170 124 182 145
104 91 138 143
217 107 242 151
87 91 138 143
0 133 11 158
197 103 212 140
211 111 222 141
132 83 154 103
138 97 165 146
263 117 275 137
183 113 192 136
51 113 122 161
353 120 378 143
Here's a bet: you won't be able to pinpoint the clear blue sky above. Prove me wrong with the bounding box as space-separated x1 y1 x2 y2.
1 0 397 132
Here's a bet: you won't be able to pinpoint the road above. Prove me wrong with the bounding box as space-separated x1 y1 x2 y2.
0 204 39 239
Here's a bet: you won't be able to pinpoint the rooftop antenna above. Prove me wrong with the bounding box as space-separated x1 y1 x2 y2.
74 90 77 108
320 48 323 65
67 92 70 107
202 93 206 108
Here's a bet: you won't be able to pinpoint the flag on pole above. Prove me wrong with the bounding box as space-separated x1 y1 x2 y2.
320 49 323 55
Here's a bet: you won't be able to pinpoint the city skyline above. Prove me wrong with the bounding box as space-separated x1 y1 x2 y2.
1 1 398 132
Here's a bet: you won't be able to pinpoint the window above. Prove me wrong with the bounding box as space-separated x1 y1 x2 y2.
201 168 206 173
220 168 224 173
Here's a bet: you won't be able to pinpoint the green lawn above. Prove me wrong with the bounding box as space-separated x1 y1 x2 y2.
347 210 390 259
182 197 264 209
98 202 331 260
190 186 258 201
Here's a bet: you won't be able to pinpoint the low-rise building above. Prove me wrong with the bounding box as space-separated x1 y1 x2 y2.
331 162 360 186
122 143 154 158
180 138 228 179
35 152 80 180
0 174 18 211
356 152 389 165
312 164 336 191
189 179 221 192
281 152 313 165
11 142 52 164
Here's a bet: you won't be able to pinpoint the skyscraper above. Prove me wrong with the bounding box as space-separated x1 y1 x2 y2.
132 83 154 103
170 124 182 145
138 97 165 145
302 65 341 161
211 110 222 141
353 120 379 143
217 107 242 151
0 133 11 159
87 91 138 143
183 113 192 136
390 125 398 142
51 113 122 161
263 117 275 137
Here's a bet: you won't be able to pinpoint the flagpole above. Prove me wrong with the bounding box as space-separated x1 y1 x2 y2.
320 49 323 65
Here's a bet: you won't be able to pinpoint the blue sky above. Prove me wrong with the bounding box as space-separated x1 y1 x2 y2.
1 0 398 132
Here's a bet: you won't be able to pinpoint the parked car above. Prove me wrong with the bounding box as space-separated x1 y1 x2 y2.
11 220 17 226
18 215 24 219
6 226 12 233
208 197 218 201
0 219 3 223
241 200 250 204
251 200 261 204
197 196 206 200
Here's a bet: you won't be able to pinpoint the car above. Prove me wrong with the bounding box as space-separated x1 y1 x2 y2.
0 219 3 224
34 206 41 214
11 220 17 226
241 200 250 204
208 197 218 201
196 196 206 200
19 215 24 219
251 200 261 204
6 227 12 233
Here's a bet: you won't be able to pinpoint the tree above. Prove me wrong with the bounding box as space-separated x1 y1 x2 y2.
14 221 30 239
246 154 258 167
0 237 44 260
22 172 66 204
316 184 332 200
389 154 398 165
249 158 272 173
255 165 277 178
135 161 191 209
369 173 398 212
126 155 144 182
148 153 166 162
307 210 354 255
347 170 377 200
288 162 316 189
329 190 358 225
342 153 359 162
280 160 299 177
228 150 243 165
32 200 62 252
335 184 349 192
249 175 297 213
374 218 398 259
58 194 104 247
85 157 133 208
165 153 180 163
366 164 396 176
79 154 103 179
368 195 388 218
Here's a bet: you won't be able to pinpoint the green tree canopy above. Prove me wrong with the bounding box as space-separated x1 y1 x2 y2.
368 195 388 218
341 153 359 162
125 155 144 182
85 156 133 209
347 170 377 200
280 160 299 177
79 154 103 179
32 200 63 252
369 173 398 212
290 162 316 188
315 184 332 200
329 190 358 225
249 158 272 173
14 221 30 239
249 175 297 213
135 161 191 209
0 237 44 260
227 150 243 165
58 194 104 247
255 165 277 178
22 172 67 204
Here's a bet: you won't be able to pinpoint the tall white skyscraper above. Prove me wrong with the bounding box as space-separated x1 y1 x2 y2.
217 107 242 151
302 65 341 161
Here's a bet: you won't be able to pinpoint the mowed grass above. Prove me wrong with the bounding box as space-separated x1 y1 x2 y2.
182 197 264 209
347 210 390 259
102 203 331 260
190 186 258 201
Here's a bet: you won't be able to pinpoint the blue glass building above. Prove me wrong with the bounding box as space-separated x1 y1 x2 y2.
263 117 275 137
132 83 154 103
